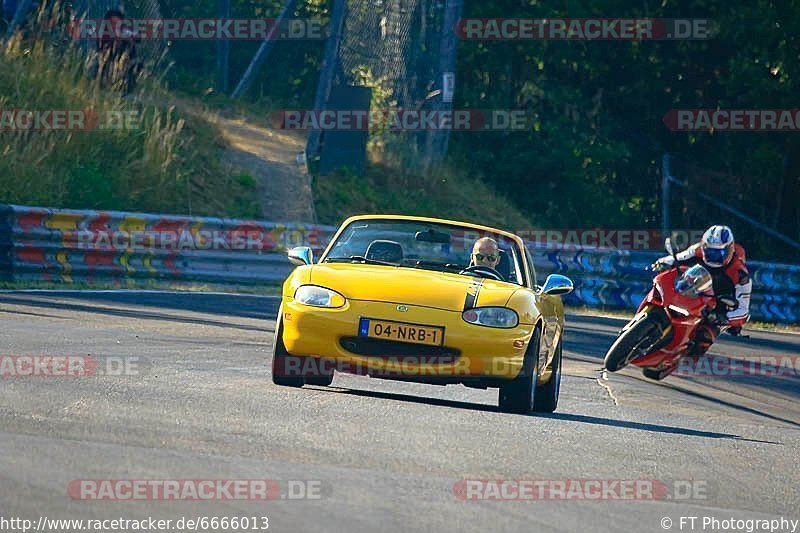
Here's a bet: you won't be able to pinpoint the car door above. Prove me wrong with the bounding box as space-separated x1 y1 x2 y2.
525 244 561 364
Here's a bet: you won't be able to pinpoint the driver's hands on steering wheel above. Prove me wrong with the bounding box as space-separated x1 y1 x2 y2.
459 264 504 282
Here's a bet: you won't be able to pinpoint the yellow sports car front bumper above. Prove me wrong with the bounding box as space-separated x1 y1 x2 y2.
280 298 535 380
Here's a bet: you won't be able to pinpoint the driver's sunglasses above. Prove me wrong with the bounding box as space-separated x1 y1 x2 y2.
473 253 498 262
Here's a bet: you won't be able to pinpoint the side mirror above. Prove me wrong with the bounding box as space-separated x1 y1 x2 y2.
541 274 573 296
288 246 313 266
664 237 674 255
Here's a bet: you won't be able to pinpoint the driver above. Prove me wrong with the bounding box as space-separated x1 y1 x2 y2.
470 237 501 270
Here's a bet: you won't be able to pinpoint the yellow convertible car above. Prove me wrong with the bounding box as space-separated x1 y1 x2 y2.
271 215 573 413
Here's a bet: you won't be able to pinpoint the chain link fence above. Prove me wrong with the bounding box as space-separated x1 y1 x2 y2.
309 0 462 173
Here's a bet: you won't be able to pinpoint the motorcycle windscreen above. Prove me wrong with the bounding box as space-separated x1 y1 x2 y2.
674 264 713 297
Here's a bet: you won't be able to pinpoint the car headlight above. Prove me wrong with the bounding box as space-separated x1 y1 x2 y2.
294 285 346 308
462 307 519 328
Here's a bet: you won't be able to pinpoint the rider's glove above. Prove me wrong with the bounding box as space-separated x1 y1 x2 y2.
650 261 670 273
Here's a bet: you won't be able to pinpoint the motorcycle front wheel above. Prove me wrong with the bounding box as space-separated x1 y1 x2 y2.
604 307 671 372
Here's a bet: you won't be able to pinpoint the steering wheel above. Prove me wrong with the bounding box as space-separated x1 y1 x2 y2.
459 265 504 282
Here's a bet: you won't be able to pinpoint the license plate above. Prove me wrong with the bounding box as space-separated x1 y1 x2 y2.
358 318 445 346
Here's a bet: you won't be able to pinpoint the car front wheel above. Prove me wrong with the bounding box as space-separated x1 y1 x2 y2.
498 326 541 414
271 315 304 388
533 337 562 413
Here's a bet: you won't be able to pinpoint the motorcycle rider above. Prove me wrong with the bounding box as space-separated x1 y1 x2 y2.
652 225 752 357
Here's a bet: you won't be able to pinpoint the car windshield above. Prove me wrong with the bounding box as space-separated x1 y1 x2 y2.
322 220 526 286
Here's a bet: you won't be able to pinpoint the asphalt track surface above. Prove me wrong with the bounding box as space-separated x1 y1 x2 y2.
1 291 798 533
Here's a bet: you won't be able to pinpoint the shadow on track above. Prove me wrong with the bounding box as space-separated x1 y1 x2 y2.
718 332 800 355
0 307 71 319
310 385 779 444
565 312 800 360
0 292 281 321
537 412 782 444
639 377 800 430
0 295 270 332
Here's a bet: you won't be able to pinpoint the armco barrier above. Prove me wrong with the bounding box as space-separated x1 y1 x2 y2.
531 246 800 324
0 204 797 323
0 204 336 286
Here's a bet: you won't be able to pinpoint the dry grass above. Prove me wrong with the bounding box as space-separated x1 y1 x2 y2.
0 5 259 218
313 160 534 230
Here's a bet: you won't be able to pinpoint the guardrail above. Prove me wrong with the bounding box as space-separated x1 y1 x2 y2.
1 204 797 323
0 204 336 287
531 246 800 324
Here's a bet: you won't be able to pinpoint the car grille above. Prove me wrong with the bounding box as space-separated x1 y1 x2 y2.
339 337 460 363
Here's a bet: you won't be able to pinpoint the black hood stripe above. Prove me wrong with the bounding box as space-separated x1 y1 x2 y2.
463 278 484 311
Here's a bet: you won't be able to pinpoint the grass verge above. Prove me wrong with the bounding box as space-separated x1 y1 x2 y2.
313 162 533 230
0 10 260 219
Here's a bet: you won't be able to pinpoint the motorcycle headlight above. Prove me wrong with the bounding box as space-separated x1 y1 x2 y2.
668 304 690 317
294 285 346 308
462 307 519 328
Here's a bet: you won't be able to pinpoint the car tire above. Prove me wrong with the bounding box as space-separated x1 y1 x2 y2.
498 325 541 414
271 315 304 388
533 337 562 413
304 363 334 387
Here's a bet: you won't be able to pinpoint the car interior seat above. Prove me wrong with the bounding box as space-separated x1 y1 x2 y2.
495 249 511 281
365 240 404 263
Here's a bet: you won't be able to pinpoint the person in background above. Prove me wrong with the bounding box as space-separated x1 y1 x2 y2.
94 7 140 94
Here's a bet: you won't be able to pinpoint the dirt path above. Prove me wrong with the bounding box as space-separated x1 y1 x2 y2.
216 116 317 223
144 93 318 223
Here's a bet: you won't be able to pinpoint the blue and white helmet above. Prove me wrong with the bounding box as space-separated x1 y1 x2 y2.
701 225 735 268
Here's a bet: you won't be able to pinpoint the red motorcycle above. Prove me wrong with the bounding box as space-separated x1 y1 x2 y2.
603 239 737 380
